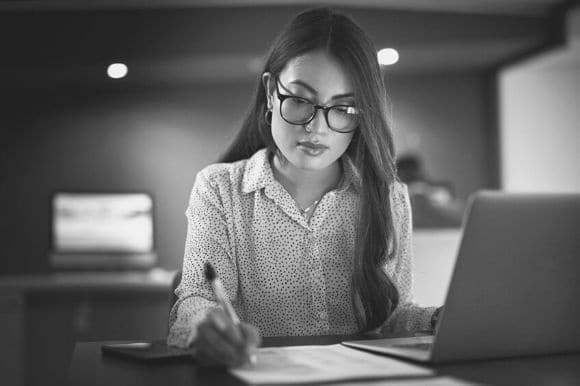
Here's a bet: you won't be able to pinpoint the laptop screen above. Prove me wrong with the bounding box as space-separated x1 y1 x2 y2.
52 192 154 253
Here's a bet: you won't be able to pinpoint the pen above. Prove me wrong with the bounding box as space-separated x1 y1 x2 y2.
208 262 258 365
185 261 241 347
204 261 241 326
186 262 256 365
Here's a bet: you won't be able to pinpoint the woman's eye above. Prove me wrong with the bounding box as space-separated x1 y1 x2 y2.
291 97 309 105
287 97 312 108
334 106 357 115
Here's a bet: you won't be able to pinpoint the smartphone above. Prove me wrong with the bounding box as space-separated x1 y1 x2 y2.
103 342 152 350
101 340 195 361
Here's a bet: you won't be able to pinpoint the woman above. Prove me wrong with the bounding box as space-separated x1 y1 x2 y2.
167 7 440 367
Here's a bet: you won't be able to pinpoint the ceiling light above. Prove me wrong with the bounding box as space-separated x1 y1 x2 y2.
377 48 399 66
107 63 128 79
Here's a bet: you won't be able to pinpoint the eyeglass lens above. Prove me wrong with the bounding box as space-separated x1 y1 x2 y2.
281 97 357 132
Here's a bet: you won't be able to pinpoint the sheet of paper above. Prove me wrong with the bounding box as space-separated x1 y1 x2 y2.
324 376 485 386
229 344 433 385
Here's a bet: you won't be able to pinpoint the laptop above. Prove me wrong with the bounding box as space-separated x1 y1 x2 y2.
49 192 157 270
343 191 580 363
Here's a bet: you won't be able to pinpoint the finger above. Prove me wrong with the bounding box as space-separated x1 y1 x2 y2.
195 344 227 368
197 347 242 368
208 309 244 347
197 343 240 368
240 323 262 348
200 320 259 367
239 323 262 365
197 321 242 366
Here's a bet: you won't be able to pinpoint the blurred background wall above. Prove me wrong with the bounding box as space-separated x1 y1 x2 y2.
0 74 494 274
500 6 580 193
0 1 575 276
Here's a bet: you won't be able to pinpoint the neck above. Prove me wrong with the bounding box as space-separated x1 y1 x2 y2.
271 153 342 206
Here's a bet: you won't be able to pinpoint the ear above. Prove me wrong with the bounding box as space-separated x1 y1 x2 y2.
262 72 274 110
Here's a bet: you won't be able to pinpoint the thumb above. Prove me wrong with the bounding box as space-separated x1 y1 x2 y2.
240 322 262 348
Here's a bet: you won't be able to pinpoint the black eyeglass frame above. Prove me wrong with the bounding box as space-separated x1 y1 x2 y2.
274 78 359 134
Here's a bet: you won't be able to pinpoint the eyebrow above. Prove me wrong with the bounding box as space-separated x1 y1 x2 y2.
288 79 355 101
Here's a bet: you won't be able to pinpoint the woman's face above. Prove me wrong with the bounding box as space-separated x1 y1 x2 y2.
265 50 356 172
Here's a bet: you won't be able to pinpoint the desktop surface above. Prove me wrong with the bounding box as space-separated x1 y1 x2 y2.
66 335 580 386
0 270 174 386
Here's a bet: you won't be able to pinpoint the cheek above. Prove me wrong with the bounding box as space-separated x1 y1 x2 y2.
271 116 298 149
329 132 354 155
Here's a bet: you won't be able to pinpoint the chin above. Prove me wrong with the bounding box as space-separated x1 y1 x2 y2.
289 151 334 171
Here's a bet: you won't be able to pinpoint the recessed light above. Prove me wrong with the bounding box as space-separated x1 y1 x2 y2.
107 63 128 79
377 48 399 66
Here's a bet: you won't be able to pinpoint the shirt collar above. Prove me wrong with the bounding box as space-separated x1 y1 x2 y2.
241 148 361 194
241 148 277 194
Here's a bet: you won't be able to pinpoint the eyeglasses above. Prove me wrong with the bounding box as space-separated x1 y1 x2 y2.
274 78 359 133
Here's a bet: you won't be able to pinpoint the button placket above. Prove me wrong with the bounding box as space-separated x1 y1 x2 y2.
308 231 328 329
264 183 311 230
309 192 333 229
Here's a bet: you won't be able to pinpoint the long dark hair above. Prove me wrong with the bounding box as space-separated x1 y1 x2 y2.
220 7 399 332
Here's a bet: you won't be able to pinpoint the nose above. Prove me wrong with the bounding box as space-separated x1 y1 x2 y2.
304 108 329 134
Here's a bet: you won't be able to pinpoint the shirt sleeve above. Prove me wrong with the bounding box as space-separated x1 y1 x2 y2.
382 182 438 334
166 168 238 348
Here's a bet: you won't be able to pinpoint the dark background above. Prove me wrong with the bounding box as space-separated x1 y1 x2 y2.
0 2 570 274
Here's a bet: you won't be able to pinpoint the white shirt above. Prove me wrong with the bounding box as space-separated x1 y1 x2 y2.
168 148 436 347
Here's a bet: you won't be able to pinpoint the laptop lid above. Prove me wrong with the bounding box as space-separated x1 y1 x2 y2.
431 191 580 362
343 191 580 363
50 192 157 270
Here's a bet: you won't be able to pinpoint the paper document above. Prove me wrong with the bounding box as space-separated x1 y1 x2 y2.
229 344 432 385
324 376 484 386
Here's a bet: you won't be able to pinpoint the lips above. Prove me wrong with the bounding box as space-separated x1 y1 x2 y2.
297 141 328 150
296 141 328 156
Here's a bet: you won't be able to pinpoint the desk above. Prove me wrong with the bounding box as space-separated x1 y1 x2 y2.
0 270 174 386
67 336 580 386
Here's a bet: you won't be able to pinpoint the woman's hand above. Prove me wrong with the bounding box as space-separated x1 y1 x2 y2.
431 306 445 333
194 308 261 367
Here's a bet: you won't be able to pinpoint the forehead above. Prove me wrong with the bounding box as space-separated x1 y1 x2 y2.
278 50 353 97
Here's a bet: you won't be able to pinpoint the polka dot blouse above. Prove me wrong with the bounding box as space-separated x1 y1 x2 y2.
167 148 437 347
